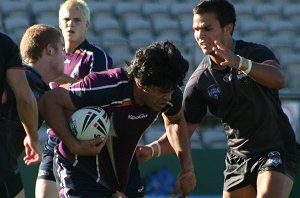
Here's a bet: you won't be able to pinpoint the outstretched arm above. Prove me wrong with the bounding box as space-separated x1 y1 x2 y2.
161 110 196 197
137 121 198 161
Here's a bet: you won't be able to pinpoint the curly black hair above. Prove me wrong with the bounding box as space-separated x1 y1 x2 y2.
124 41 189 90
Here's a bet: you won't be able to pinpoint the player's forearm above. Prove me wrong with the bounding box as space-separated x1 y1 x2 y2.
38 91 78 152
246 61 285 89
16 93 39 141
166 121 194 172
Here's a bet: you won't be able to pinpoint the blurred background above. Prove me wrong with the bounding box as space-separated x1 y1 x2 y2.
5 0 299 197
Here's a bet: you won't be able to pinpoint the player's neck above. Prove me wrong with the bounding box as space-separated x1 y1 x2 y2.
209 56 225 70
64 39 85 54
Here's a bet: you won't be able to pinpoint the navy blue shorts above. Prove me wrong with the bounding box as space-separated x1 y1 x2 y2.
54 149 145 198
37 135 60 181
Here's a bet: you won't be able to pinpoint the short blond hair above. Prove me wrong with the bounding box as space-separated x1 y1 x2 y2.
59 0 90 22
20 24 62 63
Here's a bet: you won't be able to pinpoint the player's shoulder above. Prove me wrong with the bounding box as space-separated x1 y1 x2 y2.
0 32 19 53
236 39 271 54
82 40 108 55
236 39 276 62
189 56 210 79
0 32 13 43
88 67 127 81
23 64 49 93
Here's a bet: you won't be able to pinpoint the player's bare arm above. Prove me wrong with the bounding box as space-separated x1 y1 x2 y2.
7 68 41 164
213 40 285 89
38 87 105 155
162 111 193 170
162 110 196 197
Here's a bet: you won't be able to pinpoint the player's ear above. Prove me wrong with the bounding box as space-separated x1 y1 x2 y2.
59 21 62 30
86 20 90 29
135 79 143 89
135 80 149 92
45 44 54 55
224 23 234 36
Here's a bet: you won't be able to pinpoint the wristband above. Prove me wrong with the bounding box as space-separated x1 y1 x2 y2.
153 141 161 157
243 59 252 75
149 145 154 157
237 55 243 70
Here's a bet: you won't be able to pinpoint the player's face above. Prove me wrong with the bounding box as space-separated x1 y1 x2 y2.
48 38 65 82
193 12 226 55
141 86 173 112
53 38 65 74
59 8 88 43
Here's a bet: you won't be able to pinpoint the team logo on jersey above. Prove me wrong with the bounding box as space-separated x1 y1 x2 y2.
267 151 282 167
207 84 221 100
223 73 233 82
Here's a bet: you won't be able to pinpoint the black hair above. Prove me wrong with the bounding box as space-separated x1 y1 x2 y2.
193 0 236 34
124 41 189 90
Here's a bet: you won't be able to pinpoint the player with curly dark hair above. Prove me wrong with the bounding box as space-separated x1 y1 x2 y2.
38 40 196 198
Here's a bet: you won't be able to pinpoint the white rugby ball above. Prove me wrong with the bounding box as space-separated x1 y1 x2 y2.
69 106 110 140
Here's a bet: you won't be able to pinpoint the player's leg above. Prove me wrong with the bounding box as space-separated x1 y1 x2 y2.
36 134 60 198
222 151 257 198
256 171 293 198
35 179 58 198
223 185 256 198
256 146 300 198
36 155 59 198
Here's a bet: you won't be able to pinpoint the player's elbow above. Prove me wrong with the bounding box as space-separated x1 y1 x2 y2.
274 75 286 90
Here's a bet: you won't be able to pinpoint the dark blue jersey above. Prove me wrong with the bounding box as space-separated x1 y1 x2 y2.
59 67 183 192
64 39 112 79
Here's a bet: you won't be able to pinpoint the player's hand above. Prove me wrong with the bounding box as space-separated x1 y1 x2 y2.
172 168 196 198
112 191 128 198
136 145 152 162
212 40 239 69
70 137 107 156
23 135 41 165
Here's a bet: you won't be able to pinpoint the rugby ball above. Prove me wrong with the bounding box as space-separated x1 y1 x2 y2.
69 106 110 140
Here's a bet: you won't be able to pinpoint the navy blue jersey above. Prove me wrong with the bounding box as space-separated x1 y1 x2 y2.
183 39 296 157
59 67 183 192
64 39 112 79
